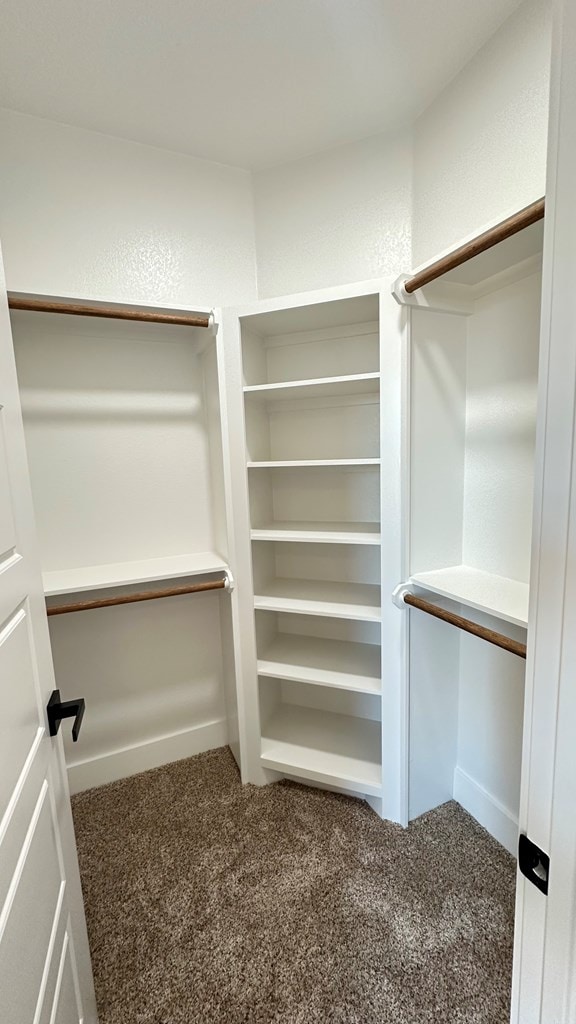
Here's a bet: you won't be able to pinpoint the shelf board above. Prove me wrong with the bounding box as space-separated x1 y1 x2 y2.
251 521 380 545
244 372 380 403
254 578 380 622
247 458 380 469
261 704 382 797
43 551 229 597
258 635 381 694
409 565 529 628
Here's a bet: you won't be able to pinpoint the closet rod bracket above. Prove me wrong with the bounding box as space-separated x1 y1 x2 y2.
224 569 235 592
392 583 411 610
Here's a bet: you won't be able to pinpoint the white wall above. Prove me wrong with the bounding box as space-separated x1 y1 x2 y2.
0 108 257 307
253 131 412 298
412 0 551 268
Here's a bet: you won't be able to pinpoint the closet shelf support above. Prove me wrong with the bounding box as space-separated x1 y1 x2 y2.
392 585 527 659
46 574 232 616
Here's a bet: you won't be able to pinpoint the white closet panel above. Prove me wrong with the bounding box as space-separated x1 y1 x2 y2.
10 304 234 791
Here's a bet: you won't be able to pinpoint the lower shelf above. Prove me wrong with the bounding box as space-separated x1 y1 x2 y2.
261 704 382 797
257 635 381 694
254 578 381 621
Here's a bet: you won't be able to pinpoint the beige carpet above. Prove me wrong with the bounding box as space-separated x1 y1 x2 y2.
72 746 515 1024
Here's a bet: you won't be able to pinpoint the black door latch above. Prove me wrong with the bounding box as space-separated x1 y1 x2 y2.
47 689 86 742
518 833 549 895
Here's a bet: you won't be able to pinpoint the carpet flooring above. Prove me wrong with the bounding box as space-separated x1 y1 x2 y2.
72 747 516 1024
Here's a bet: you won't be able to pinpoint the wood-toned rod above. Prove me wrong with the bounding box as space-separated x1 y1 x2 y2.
404 593 527 659
404 197 545 294
8 296 211 329
46 579 226 616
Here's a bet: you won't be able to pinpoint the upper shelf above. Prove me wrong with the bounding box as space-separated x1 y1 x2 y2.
243 372 380 403
43 551 229 597
247 458 380 469
409 565 529 628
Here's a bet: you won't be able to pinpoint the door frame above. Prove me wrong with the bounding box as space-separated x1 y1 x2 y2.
511 0 576 1018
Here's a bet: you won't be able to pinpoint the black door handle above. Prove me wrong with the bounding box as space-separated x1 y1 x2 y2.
47 689 86 742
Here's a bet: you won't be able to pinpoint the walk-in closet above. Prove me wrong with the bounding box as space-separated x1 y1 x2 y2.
2 1 575 1021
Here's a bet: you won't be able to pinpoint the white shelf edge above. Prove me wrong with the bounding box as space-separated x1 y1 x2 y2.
43 551 229 597
257 664 381 695
243 371 380 394
409 565 529 628
260 753 382 797
251 525 381 545
254 596 381 622
246 458 381 468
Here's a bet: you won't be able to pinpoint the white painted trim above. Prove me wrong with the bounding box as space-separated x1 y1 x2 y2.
512 2 576 1019
66 719 228 794
454 766 518 857
229 277 385 319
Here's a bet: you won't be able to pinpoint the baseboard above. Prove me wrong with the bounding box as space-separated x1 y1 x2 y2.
453 766 518 856
67 718 228 794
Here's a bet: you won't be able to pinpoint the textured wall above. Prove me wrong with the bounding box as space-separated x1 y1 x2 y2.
0 108 257 306
412 0 551 268
253 131 412 298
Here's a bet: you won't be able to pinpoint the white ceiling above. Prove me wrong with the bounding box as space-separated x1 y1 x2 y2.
0 0 524 170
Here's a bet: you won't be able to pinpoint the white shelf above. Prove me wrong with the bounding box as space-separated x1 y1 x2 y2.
244 372 380 403
247 458 380 469
409 565 529 628
43 551 229 597
258 635 381 694
251 521 380 545
261 704 382 797
254 578 380 621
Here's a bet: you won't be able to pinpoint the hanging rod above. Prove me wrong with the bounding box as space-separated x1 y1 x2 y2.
8 295 211 329
403 592 526 659
404 197 545 294
46 578 228 616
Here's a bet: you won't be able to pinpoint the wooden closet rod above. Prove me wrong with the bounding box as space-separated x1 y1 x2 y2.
404 197 545 294
8 295 211 329
46 579 226 616
403 593 527 659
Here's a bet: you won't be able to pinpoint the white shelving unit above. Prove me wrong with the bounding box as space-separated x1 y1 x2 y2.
219 283 405 818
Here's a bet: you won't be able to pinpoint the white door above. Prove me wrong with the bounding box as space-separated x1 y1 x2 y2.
0 247 97 1023
511 0 576 1020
